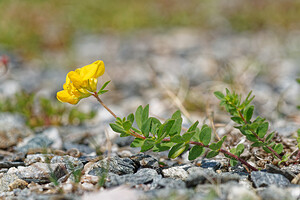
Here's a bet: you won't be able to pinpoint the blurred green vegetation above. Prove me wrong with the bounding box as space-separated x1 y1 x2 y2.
0 0 299 57
0 91 96 128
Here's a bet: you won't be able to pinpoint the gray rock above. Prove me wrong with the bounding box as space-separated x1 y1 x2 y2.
7 162 68 184
186 167 240 187
200 159 222 171
251 171 291 188
88 156 137 176
130 153 160 170
105 168 160 188
0 113 33 149
258 185 300 200
51 155 84 172
0 173 19 192
16 134 53 153
24 154 54 165
41 127 62 149
154 178 186 189
162 164 192 180
0 161 25 168
266 164 296 181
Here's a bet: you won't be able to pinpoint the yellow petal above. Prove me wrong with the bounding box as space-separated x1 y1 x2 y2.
68 71 84 89
81 60 105 80
56 90 79 105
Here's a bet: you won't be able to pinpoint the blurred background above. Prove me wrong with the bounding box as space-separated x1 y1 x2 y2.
0 0 299 132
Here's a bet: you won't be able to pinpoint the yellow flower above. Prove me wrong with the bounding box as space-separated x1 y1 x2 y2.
57 60 105 104
68 60 105 92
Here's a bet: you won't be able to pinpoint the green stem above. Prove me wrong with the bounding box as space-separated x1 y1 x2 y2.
237 109 282 160
92 92 117 119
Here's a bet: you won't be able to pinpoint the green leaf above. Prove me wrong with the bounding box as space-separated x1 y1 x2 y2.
141 138 155 152
135 105 143 129
142 104 149 123
265 132 275 143
141 118 152 137
153 142 173 152
182 131 196 142
209 143 218 151
188 121 199 132
98 90 108 95
230 158 238 167
110 123 127 134
236 144 244 155
230 147 236 154
188 145 204 160
209 136 226 151
246 134 258 142
199 126 211 146
263 146 272 153
168 143 188 159
231 117 244 124
244 105 254 122
156 120 175 143
170 135 184 143
127 113 134 124
257 122 269 138
123 120 132 131
296 78 300 84
279 153 289 164
130 138 144 148
251 141 264 147
214 91 225 100
206 150 219 158
274 143 283 154
171 110 182 119
99 80 111 92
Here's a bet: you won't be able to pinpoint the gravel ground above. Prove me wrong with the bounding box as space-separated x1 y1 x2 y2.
0 29 299 199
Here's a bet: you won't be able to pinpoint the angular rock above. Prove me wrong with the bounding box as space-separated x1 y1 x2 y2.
105 168 160 188
88 156 137 176
51 155 84 172
130 153 160 170
162 164 192 180
24 154 54 165
250 171 290 188
266 164 296 181
114 136 135 147
7 162 68 184
0 161 25 168
155 178 186 189
200 159 222 171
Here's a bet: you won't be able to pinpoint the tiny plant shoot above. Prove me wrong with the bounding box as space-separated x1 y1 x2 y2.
57 61 291 171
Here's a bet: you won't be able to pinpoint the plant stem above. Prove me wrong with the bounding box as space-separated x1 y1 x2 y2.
93 92 258 171
237 109 282 160
92 92 117 119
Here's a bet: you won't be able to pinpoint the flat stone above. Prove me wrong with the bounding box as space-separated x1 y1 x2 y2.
114 136 135 147
8 179 28 191
162 164 192 180
251 171 290 188
0 161 25 168
105 168 160 188
64 142 95 154
88 156 137 176
7 162 68 184
24 154 54 165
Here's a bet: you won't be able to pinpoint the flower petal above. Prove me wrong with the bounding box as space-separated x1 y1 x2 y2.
81 60 105 80
57 90 79 105
68 71 84 88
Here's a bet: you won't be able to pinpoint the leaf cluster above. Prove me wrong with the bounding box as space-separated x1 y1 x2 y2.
215 89 286 163
110 105 227 161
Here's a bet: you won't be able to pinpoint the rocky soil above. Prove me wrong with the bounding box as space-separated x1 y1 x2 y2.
0 29 299 199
